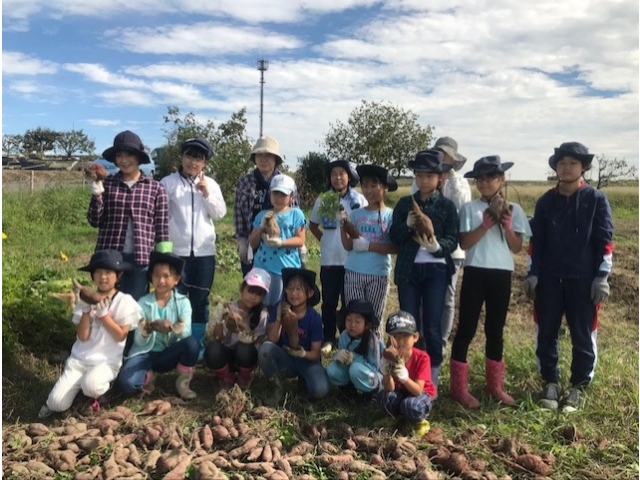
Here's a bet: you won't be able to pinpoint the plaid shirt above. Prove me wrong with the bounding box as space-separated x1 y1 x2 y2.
233 169 299 239
389 191 458 286
87 173 169 265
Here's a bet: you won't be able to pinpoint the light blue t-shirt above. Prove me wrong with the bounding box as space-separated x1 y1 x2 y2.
252 208 306 275
344 207 394 276
459 199 531 271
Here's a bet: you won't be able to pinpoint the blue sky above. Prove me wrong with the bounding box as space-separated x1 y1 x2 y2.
3 0 638 180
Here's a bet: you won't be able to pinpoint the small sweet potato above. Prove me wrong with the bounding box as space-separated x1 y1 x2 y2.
127 443 141 466
47 449 77 471
317 453 354 467
156 449 190 475
353 435 380 453
211 425 230 441
73 278 105 305
27 423 50 437
275 458 292 477
261 442 273 462
144 449 162 470
515 454 553 476
86 163 109 181
247 445 264 462
229 437 261 458
288 441 313 457
164 454 193 480
200 424 214 449
141 399 172 416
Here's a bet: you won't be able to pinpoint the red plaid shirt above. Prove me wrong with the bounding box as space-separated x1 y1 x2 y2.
87 173 169 265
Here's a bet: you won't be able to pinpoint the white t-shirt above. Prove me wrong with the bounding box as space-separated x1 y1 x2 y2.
70 291 141 366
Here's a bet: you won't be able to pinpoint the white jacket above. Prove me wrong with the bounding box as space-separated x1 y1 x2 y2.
160 172 227 257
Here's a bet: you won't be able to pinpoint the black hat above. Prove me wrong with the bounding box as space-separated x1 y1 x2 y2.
181 137 214 160
326 160 360 188
355 164 398 192
79 249 133 273
345 299 378 327
281 268 320 307
549 142 594 170
385 310 418 335
102 130 151 165
408 149 453 174
147 251 186 281
463 155 514 179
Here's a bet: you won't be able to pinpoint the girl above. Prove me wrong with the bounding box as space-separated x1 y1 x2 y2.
39 250 141 418
309 160 367 352
249 174 306 307
203 268 271 390
341 164 398 335
258 268 330 399
326 299 384 396
450 155 531 408
117 249 200 400
390 149 459 393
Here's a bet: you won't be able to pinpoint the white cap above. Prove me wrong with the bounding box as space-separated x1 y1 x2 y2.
269 174 296 195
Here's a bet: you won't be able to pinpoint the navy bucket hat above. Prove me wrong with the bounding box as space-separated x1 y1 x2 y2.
79 249 133 273
282 268 321 307
181 137 214 160
464 155 514 179
345 299 378 328
548 142 594 170
408 149 453 174
356 164 398 192
326 160 360 188
102 130 150 165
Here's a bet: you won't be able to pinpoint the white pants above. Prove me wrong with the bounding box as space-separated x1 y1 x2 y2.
46 357 120 412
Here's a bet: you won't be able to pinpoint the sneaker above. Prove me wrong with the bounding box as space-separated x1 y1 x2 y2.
412 419 431 436
539 382 560 410
38 405 53 419
561 387 584 413
321 342 333 354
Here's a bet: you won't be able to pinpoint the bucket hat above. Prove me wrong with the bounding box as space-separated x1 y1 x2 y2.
250 136 283 166
147 251 186 281
102 130 150 164
345 299 378 328
181 137 214 160
79 249 133 273
433 136 467 171
464 155 514 179
243 267 271 294
281 268 320 307
326 160 360 188
408 149 453 174
270 174 296 195
548 142 594 170
386 310 418 335
356 164 398 192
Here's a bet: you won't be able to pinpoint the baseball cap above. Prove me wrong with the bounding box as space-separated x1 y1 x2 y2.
244 267 271 293
270 174 296 195
386 310 418 335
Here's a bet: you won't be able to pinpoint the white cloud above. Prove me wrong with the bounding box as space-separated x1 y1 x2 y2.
2 51 58 75
98 89 156 106
86 119 120 127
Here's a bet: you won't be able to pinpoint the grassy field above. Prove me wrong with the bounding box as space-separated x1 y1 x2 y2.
2 179 638 479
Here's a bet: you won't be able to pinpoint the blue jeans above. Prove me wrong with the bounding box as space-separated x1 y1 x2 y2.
117 336 199 395
177 255 215 326
119 253 149 301
397 263 448 368
258 341 330 399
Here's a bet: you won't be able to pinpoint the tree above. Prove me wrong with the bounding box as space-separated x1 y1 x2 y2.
2 134 23 157
295 152 331 209
590 155 638 189
22 127 60 159
322 100 434 177
55 129 95 158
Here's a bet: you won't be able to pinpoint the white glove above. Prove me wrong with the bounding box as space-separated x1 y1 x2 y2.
237 237 249 264
73 292 92 314
238 331 255 344
89 180 104 197
352 237 370 252
424 236 441 253
283 345 306 358
299 245 308 268
94 298 111 319
336 210 348 225
523 275 538 300
590 276 610 304
262 234 283 247
380 357 392 376
393 363 410 383
407 211 418 229
334 349 354 365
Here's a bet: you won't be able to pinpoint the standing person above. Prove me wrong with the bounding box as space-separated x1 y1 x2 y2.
449 156 531 408
117 250 200 400
525 142 614 412
390 149 459 392
38 250 141 418
234 136 301 276
203 267 271 390
160 137 227 357
249 174 306 307
86 130 169 300
340 165 398 335
309 160 367 352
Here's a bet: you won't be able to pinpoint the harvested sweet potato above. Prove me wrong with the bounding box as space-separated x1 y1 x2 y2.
26 423 50 437
515 454 553 476
261 442 273 462
382 336 404 366
73 278 106 305
288 441 313 457
210 425 230 441
127 443 142 466
86 162 109 181
263 210 281 238
229 437 261 458
156 448 190 475
95 418 120 435
200 424 214 449
340 208 360 239
47 449 76 471
411 196 435 240
353 435 381 453
317 453 354 467
164 454 193 480
246 445 264 462
140 399 171 416
144 450 162 471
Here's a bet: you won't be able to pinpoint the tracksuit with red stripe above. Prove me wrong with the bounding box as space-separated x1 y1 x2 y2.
527 182 614 387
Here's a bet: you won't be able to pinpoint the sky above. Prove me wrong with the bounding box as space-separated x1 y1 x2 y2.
2 0 638 180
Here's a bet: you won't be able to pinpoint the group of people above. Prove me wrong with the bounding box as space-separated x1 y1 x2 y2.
39 130 614 430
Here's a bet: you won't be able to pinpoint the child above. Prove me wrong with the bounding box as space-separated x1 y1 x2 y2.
309 160 367 352
86 130 169 300
377 311 435 436
525 142 614 412
249 174 306 307
38 250 141 418
326 299 384 397
449 156 531 408
160 137 227 356
203 267 271 390
341 164 398 334
390 149 459 392
117 249 200 399
258 268 330 399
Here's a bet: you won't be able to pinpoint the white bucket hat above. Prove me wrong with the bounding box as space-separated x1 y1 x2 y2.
269 174 296 195
250 136 283 165
434 136 467 171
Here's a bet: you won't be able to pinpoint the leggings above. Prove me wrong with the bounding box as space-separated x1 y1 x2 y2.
203 340 258 371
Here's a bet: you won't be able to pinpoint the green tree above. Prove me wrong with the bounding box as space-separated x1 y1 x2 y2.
55 129 96 158
2 134 23 157
295 152 331 209
22 127 60 159
322 100 434 176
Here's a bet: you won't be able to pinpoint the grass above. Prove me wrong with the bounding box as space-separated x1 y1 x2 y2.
2 182 638 479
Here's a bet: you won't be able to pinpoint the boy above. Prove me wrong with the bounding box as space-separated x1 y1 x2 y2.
378 311 435 435
525 142 614 412
39 250 141 418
